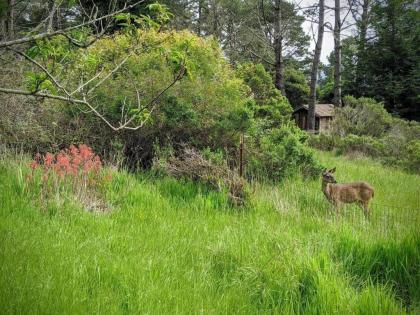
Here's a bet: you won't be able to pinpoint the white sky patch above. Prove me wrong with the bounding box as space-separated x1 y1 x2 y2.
297 0 356 63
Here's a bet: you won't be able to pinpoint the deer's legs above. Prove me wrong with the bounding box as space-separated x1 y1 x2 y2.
362 201 371 219
333 201 342 216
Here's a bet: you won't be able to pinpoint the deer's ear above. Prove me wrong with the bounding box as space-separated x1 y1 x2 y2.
330 167 336 173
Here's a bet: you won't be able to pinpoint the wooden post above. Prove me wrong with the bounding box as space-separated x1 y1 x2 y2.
239 133 244 177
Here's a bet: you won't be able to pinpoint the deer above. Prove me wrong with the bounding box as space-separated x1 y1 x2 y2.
321 168 374 219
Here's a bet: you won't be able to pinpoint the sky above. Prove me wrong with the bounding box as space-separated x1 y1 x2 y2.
298 0 356 62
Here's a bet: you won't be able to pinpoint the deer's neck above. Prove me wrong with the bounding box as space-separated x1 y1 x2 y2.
322 180 333 200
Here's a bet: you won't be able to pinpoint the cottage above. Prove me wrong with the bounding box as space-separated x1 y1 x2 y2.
293 104 334 133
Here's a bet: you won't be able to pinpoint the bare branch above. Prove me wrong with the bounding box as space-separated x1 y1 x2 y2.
248 49 275 66
70 68 104 96
0 62 186 131
8 47 71 97
0 0 145 49
86 54 132 95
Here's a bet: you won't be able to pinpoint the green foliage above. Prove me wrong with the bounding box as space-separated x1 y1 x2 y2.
335 0 420 120
403 140 420 173
336 135 386 157
318 74 334 104
236 62 292 123
332 96 393 137
310 98 420 172
247 124 323 181
284 67 309 108
58 29 251 166
236 63 320 181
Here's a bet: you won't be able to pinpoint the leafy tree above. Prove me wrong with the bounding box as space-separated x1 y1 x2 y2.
284 67 309 108
336 0 419 120
236 62 291 123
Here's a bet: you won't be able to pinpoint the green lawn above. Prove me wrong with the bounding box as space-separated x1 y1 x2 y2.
1 151 419 314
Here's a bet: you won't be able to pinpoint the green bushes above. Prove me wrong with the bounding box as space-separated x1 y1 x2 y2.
2 29 322 185
310 96 420 173
236 63 322 182
332 96 393 137
404 140 420 173
247 125 322 181
284 67 310 108
337 135 386 157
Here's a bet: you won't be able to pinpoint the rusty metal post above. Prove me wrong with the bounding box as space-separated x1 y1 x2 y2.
239 133 244 177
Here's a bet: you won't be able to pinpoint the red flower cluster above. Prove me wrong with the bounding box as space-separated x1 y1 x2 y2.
30 144 103 178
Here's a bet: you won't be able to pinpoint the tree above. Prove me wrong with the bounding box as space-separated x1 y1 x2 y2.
333 0 342 107
308 0 325 131
339 0 419 120
284 67 309 108
0 1 187 130
274 0 285 94
364 0 419 119
355 0 371 92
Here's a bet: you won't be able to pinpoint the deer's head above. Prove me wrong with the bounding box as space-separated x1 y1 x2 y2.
322 168 337 184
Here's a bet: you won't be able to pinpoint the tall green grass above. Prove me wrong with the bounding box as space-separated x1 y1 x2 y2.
0 151 419 314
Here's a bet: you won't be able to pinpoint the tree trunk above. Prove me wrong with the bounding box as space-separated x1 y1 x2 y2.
308 0 325 131
333 0 342 107
274 0 285 94
0 14 6 40
197 0 203 35
47 1 59 32
212 0 218 38
7 0 15 39
355 0 369 94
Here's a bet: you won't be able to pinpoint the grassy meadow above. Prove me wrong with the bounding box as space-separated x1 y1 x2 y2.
0 151 419 314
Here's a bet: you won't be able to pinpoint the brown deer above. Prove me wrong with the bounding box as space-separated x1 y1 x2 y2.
322 168 374 218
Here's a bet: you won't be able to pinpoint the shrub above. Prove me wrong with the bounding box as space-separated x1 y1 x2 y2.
403 140 420 173
236 63 321 182
247 124 323 181
310 96 420 173
308 133 340 151
153 146 248 206
332 96 393 137
17 29 252 169
236 62 292 124
336 135 386 157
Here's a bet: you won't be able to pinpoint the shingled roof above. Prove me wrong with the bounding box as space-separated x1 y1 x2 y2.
293 104 335 117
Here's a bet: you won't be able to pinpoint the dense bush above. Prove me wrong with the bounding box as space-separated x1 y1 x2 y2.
236 63 292 123
336 135 386 157
2 28 322 184
402 140 420 173
66 29 252 167
236 63 321 181
332 96 393 137
247 124 322 181
284 67 310 108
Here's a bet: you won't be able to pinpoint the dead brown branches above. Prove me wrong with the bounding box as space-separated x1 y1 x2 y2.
157 147 248 206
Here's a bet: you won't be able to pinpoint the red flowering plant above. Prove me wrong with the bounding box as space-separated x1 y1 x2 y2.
27 144 112 211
